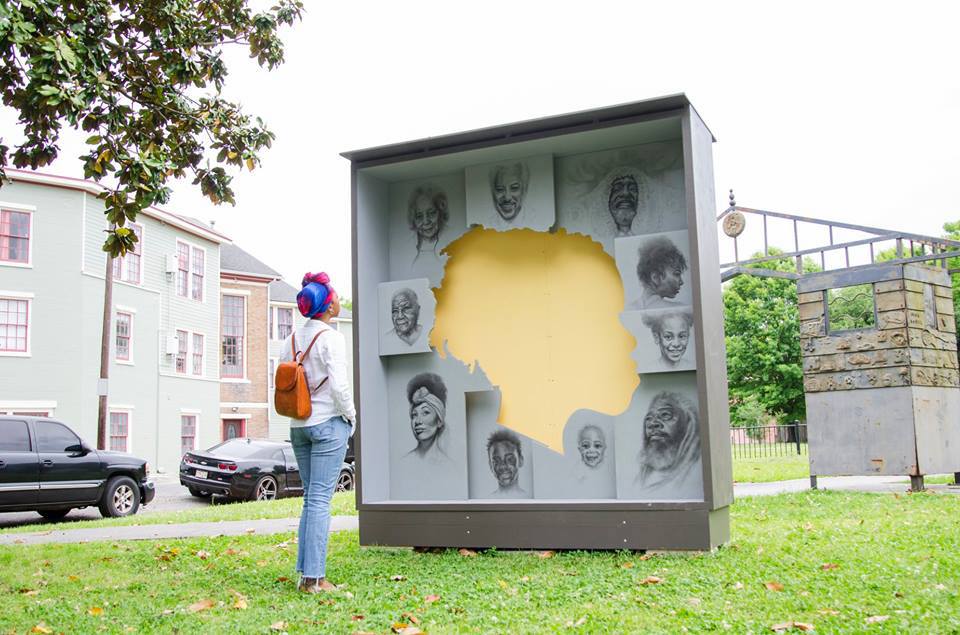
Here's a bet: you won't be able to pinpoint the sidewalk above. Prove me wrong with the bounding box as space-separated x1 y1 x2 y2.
2 476 955 546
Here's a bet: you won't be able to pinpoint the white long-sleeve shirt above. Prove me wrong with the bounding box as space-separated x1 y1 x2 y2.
280 319 356 432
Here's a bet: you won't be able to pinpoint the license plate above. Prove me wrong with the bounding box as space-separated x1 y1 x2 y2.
195 470 208 479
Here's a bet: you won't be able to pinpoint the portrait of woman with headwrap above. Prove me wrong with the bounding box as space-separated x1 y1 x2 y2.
404 372 450 464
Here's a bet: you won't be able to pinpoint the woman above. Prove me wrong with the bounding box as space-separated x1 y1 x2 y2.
281 272 355 593
404 372 449 463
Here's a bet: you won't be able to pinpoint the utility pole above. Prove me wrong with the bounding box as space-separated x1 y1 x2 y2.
97 253 115 450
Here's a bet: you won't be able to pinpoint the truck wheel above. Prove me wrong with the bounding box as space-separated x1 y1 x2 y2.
99 476 141 518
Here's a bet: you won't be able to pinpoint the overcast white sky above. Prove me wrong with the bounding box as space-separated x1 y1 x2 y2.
3 1 959 293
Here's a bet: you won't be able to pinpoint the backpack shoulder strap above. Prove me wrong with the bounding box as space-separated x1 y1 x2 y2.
301 330 326 360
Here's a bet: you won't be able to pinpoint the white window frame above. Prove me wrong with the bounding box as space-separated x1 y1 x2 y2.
270 305 294 341
115 310 134 364
269 356 278 391
108 407 134 454
0 290 33 357
176 239 207 303
180 411 199 455
173 329 207 378
112 222 145 287
221 294 247 380
0 400 56 417
0 202 35 269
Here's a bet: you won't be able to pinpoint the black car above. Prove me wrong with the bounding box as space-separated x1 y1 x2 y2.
180 437 355 501
0 416 155 520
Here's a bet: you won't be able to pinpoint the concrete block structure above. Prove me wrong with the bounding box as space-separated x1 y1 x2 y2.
799 263 960 478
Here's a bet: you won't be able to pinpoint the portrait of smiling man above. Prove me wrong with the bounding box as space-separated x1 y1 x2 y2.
490 162 529 223
465 154 555 232
607 173 642 237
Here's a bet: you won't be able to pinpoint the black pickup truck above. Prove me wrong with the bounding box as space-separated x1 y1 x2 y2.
0 416 155 520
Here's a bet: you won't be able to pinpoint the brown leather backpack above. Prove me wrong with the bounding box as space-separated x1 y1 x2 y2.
274 330 327 419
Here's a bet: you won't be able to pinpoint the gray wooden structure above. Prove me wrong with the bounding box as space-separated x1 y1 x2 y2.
342 95 733 551
718 195 960 490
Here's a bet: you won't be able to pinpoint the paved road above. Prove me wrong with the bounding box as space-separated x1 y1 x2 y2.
0 475 212 530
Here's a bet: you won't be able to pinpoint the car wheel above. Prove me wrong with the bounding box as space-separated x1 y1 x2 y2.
252 475 278 501
38 509 71 521
98 476 141 518
188 487 211 498
336 468 354 492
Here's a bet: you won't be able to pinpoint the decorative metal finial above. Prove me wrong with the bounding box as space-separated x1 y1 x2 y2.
729 189 736 208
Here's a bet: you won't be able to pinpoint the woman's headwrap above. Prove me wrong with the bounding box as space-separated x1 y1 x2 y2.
297 271 334 319
410 386 445 424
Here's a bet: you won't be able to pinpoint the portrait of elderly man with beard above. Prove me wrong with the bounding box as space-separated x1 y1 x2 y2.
606 173 644 237
489 162 529 223
407 184 449 262
487 429 528 498
635 391 702 500
386 288 423 347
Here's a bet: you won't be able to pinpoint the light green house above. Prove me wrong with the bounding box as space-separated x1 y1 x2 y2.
0 170 228 474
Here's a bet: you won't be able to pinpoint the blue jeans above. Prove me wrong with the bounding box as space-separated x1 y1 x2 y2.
290 416 351 579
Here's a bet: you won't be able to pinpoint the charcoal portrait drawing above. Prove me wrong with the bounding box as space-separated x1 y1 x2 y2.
487 429 527 498
408 184 449 262
577 424 607 469
490 162 529 223
607 173 644 237
635 391 702 499
641 309 694 370
403 373 450 464
387 288 423 347
629 236 688 310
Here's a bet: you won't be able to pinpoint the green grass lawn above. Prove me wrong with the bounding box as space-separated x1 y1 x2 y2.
2 490 959 633
733 447 810 483
0 491 358 536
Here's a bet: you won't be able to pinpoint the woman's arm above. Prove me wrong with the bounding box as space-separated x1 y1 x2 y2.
319 331 356 423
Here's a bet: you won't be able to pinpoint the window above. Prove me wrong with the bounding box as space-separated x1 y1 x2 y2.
269 358 277 391
221 419 245 441
826 284 876 333
273 307 293 340
36 420 80 453
177 241 205 301
109 412 129 452
0 297 29 352
192 333 204 375
176 329 188 373
191 247 204 301
115 312 132 361
221 295 245 378
176 242 189 297
181 415 197 455
0 419 30 452
0 209 30 264
112 223 143 284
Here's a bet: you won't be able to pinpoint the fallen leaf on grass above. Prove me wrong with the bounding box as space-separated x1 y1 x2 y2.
232 593 248 610
195 550 211 560
771 621 814 632
865 615 889 624
270 621 288 631
538 550 556 559
19 588 39 596
275 576 291 583
351 615 365 621
67 575 80 582
497 579 509 589
390 575 407 581
458 548 477 557
820 562 839 570
31 624 53 634
638 553 653 561
764 581 785 592
245 528 256 534
187 599 216 613
401 612 421 625
934 583 947 591
424 594 440 603
818 608 839 615
88 606 104 616
639 576 662 585
565 616 587 628
621 562 635 569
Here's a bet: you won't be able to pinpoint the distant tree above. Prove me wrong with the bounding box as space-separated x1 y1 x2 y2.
723 249 819 425
340 297 353 312
0 0 303 255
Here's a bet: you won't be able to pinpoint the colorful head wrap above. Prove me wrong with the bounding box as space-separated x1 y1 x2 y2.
297 271 334 318
410 386 446 423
